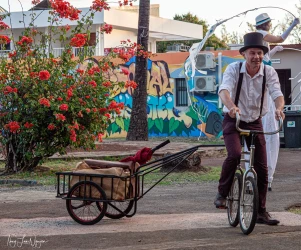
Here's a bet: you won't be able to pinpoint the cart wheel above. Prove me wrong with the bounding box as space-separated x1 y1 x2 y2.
104 200 134 219
66 181 107 225
227 172 242 227
100 184 134 219
239 176 258 235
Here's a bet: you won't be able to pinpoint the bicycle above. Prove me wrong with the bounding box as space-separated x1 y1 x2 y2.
227 112 283 235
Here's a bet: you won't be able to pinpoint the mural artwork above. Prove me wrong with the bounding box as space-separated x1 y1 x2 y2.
83 53 243 138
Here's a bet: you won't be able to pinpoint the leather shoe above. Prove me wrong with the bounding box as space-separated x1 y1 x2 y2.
256 211 280 225
214 193 227 209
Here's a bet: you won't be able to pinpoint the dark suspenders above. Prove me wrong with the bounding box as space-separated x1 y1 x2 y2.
234 62 266 116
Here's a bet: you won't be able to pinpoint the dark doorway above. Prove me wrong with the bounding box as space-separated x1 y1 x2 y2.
275 69 291 148
275 69 291 105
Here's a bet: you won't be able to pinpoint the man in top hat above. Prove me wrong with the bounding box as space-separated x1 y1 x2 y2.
214 32 285 225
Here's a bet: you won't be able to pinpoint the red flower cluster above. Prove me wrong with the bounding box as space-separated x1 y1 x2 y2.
24 122 34 129
125 80 137 89
108 100 124 115
76 69 84 75
59 104 68 111
99 107 107 114
3 86 18 95
60 24 70 32
101 62 110 72
39 97 51 107
47 124 56 130
8 51 17 58
137 49 152 59
5 121 20 133
88 80 97 87
39 70 51 80
70 34 87 47
70 129 76 142
55 113 66 121
113 47 135 62
31 29 38 36
0 35 10 45
32 0 41 4
17 36 33 46
101 24 113 34
118 0 133 7
91 0 110 12
121 68 129 75
102 81 112 87
87 66 100 75
0 21 10 31
50 0 81 21
97 133 103 142
67 87 73 98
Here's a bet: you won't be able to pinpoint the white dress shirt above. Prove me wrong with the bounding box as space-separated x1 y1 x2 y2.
256 30 271 62
219 61 283 123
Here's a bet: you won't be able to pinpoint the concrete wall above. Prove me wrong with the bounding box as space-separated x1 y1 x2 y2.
271 50 301 106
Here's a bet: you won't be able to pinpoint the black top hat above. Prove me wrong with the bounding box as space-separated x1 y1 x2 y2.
239 32 268 55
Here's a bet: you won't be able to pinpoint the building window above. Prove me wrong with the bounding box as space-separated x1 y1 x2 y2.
175 78 188 107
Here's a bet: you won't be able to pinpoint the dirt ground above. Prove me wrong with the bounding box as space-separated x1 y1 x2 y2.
0 146 300 250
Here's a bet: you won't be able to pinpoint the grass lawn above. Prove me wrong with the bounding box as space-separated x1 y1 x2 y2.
0 158 222 186
288 205 301 215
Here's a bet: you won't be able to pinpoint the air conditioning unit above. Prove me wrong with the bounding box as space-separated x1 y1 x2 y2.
194 76 216 92
195 53 215 69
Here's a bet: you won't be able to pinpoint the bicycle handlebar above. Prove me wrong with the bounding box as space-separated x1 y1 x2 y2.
235 112 283 135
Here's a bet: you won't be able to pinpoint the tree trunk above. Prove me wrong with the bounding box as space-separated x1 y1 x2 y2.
126 0 150 141
2 142 42 174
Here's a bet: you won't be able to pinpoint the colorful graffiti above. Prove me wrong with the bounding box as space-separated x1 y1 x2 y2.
84 52 244 138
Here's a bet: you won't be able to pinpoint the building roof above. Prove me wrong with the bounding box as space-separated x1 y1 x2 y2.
0 6 7 13
154 50 242 64
270 44 301 50
30 0 51 10
4 4 203 42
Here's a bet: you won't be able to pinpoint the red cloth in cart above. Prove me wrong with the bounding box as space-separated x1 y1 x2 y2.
120 147 152 165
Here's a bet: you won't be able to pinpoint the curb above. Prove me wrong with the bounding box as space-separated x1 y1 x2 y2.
0 179 38 186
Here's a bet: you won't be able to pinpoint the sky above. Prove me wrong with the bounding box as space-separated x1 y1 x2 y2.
2 0 301 39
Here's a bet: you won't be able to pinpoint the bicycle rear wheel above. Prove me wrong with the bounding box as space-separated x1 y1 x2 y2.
227 172 242 227
239 176 258 235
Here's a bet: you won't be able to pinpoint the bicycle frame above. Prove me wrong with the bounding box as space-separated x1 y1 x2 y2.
235 112 283 205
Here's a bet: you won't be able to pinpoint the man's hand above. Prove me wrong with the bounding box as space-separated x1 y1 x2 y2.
275 109 285 121
228 106 240 118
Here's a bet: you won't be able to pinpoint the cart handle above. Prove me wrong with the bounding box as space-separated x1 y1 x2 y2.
151 139 170 153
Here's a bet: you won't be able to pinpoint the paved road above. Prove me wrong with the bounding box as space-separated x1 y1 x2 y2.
0 148 300 250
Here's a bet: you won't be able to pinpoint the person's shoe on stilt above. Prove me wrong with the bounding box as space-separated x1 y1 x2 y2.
214 193 227 209
256 210 279 225
268 182 272 191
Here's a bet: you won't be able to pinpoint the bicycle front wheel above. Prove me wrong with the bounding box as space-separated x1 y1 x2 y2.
239 176 258 235
227 172 242 227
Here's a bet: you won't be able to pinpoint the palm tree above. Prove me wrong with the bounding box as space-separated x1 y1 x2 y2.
126 0 150 141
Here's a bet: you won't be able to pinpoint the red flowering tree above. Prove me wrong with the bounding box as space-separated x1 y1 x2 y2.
0 0 135 174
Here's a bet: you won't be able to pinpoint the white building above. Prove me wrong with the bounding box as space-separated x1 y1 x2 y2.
1 2 203 57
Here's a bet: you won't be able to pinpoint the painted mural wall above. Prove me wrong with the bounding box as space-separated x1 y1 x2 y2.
88 51 243 138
